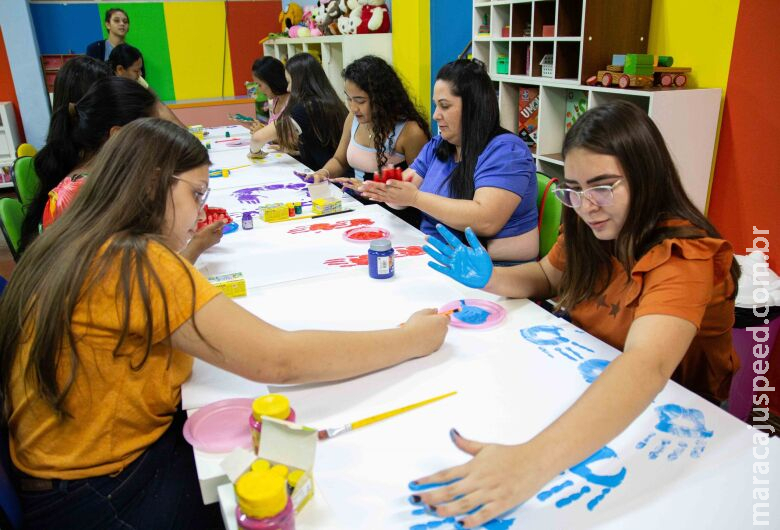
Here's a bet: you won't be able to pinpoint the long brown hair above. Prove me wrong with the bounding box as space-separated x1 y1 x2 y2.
0 118 210 421
557 100 739 309
276 53 346 153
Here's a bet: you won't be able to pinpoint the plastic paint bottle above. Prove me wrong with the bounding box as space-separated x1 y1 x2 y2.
287 203 295 217
235 470 296 530
242 212 254 230
249 394 296 454
368 239 394 279
294 202 302 215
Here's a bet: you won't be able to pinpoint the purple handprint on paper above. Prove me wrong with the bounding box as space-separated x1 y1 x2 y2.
232 182 311 205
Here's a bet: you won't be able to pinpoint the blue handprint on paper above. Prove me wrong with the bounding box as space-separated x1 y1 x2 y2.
636 404 713 461
407 480 515 529
537 446 626 511
577 358 610 384
519 325 595 361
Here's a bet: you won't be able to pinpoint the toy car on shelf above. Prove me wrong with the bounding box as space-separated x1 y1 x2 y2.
586 54 691 89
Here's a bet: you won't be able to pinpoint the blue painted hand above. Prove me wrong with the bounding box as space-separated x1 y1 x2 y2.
537 446 626 511
636 404 713 461
408 480 515 530
519 325 595 361
423 224 493 289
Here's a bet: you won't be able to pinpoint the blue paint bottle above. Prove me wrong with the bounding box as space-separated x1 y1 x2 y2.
368 239 394 279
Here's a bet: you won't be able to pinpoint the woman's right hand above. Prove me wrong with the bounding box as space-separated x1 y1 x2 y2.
423 224 493 289
401 308 450 356
310 170 332 183
329 177 364 190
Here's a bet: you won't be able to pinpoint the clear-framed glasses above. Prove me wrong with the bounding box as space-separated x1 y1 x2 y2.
552 179 624 209
171 175 210 209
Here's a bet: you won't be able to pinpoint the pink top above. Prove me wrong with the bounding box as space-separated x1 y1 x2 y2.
346 117 406 179
267 96 288 124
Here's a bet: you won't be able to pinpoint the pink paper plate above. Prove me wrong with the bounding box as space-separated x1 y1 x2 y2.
182 397 254 453
343 226 390 243
439 299 507 330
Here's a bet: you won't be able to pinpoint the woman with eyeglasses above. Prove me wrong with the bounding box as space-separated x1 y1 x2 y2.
414 100 739 528
0 118 449 529
358 59 539 263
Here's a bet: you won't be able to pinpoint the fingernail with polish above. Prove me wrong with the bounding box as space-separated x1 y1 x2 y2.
427 505 437 514
409 495 421 504
450 428 461 442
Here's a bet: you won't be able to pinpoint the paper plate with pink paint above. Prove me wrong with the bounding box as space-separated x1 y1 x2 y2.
439 299 506 330
343 226 391 243
182 397 253 453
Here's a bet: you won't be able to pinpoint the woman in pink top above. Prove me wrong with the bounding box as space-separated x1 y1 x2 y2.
254 57 289 125
311 56 430 186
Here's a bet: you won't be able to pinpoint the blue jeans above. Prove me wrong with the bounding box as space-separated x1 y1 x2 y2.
14 410 224 530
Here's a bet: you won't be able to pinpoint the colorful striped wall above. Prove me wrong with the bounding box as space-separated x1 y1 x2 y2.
28 0 281 102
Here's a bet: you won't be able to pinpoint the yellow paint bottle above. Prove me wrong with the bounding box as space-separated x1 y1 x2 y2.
235 471 295 529
248 394 296 454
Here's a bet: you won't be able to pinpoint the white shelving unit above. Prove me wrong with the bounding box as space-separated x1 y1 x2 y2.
0 102 21 189
473 0 721 212
262 34 393 96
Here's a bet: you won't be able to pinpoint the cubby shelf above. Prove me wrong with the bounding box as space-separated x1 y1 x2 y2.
475 0 721 212
262 34 392 97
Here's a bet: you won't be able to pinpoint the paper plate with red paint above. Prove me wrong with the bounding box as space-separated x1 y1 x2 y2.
182 398 253 453
439 299 507 330
343 226 391 243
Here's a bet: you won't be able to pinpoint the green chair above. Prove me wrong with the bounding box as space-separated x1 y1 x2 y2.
536 172 563 259
11 156 40 208
0 198 24 262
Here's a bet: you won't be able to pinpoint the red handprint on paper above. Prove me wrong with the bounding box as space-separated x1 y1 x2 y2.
288 218 374 235
323 246 424 267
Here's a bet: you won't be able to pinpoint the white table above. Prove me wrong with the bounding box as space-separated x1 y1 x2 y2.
183 128 779 529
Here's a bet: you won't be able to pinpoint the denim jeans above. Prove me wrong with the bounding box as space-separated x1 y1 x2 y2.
14 410 224 530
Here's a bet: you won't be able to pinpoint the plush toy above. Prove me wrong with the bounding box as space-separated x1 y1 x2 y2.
279 2 304 34
337 0 360 35
356 0 390 34
302 5 323 36
317 0 342 35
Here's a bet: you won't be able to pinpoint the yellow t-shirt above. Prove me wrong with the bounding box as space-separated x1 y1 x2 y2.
9 240 221 479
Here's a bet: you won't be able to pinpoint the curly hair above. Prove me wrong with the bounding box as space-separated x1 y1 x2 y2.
343 56 430 170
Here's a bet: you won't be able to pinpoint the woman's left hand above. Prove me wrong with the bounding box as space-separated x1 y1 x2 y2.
410 430 554 528
360 179 419 207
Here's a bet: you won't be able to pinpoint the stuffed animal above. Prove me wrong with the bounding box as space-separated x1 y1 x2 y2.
337 14 358 35
337 0 360 35
279 2 304 34
356 0 390 34
317 0 342 35
302 5 323 36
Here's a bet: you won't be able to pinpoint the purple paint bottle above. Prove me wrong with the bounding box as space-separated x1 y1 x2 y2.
242 212 254 230
368 239 394 279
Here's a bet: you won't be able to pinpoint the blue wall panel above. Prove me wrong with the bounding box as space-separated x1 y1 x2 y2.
430 0 471 133
30 3 102 55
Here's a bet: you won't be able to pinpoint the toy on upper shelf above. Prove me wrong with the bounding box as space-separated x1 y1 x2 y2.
587 54 692 89
356 0 390 34
316 0 342 35
279 3 304 34
337 0 361 35
539 54 554 78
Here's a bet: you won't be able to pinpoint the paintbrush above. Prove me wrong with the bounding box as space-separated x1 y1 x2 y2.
440 308 462 317
317 391 457 441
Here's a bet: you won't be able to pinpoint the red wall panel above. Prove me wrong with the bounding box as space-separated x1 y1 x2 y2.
227 0 282 97
0 28 25 143
709 0 780 415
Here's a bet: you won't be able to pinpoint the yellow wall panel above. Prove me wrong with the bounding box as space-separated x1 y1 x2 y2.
648 0 740 210
647 0 739 92
392 1 431 117
164 1 234 100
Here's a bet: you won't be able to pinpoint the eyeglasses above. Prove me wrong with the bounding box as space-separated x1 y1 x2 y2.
171 175 210 209
552 180 624 209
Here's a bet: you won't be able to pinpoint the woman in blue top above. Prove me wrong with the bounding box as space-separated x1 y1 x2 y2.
361 59 538 262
